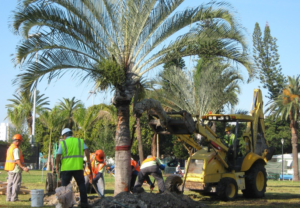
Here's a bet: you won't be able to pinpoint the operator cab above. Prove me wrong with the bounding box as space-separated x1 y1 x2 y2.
201 113 255 171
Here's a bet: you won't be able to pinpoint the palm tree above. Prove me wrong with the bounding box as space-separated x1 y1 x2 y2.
73 106 99 140
58 97 83 130
266 75 300 181
12 0 252 194
6 107 24 132
150 59 243 115
39 106 64 171
6 90 50 135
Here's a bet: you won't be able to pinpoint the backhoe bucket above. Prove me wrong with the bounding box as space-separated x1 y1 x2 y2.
148 111 195 135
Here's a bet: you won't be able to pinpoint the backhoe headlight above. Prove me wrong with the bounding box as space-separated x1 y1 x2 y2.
208 116 213 120
213 116 216 120
218 116 224 120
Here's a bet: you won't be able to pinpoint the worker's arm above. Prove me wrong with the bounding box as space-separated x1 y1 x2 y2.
156 158 165 170
15 159 29 172
13 148 29 172
56 154 61 172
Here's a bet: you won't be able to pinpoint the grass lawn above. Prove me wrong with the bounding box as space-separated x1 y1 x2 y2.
0 171 300 207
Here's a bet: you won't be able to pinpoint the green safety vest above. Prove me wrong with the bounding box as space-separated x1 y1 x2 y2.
60 137 84 171
224 134 235 146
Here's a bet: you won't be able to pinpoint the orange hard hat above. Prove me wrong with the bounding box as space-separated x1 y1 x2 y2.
12 134 23 142
95 150 105 162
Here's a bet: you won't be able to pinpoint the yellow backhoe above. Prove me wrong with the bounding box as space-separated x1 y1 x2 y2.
145 89 274 200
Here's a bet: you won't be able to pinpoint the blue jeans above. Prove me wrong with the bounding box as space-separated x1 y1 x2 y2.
84 175 105 197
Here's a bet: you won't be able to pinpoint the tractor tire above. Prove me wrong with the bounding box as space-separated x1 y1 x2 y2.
216 177 238 201
242 162 267 198
165 175 183 194
45 173 54 193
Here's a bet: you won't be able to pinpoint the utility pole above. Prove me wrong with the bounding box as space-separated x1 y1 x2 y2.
89 91 96 105
28 33 41 145
281 138 284 181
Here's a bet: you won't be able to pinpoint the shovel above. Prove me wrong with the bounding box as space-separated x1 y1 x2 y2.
150 179 156 193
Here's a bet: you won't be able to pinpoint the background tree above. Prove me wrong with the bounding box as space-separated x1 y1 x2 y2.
151 60 243 116
58 97 83 130
264 116 292 155
266 75 300 181
73 106 99 140
85 104 117 157
12 0 251 194
253 22 287 100
39 106 64 171
6 90 50 135
163 57 186 70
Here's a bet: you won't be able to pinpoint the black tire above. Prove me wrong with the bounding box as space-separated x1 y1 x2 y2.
165 175 183 194
242 162 267 198
45 173 53 193
216 177 238 201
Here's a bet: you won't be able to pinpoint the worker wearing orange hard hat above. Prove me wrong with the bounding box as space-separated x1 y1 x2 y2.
84 149 106 197
4 134 29 202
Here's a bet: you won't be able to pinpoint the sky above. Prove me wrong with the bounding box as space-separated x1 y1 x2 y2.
0 0 299 123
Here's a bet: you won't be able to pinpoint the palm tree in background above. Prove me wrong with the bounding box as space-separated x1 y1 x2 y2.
150 59 243 115
12 0 252 194
39 106 64 171
266 75 300 181
58 97 83 130
73 106 99 140
6 90 50 135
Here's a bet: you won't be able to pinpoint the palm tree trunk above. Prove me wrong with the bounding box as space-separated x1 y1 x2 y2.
46 131 52 171
290 112 299 181
136 116 144 163
151 133 157 157
27 115 33 135
114 103 131 195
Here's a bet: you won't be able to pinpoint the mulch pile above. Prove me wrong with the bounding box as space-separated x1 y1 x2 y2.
94 191 206 208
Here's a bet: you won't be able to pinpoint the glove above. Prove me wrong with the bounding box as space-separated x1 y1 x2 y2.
159 164 165 170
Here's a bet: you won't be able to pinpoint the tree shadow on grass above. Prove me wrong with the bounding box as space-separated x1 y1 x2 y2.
188 192 300 207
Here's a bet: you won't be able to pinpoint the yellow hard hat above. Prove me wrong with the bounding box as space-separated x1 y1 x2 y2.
225 127 231 132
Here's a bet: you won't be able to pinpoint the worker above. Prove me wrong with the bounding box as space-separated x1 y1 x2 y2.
55 128 91 208
84 150 106 197
133 155 165 193
224 126 235 146
4 134 29 202
130 158 140 191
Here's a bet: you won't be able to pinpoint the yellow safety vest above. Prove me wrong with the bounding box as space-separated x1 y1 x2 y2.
60 137 84 171
4 143 25 171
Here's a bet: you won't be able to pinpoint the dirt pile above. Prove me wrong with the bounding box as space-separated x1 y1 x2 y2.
94 191 206 208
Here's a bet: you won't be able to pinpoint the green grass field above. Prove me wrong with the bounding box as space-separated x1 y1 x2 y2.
0 170 300 207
